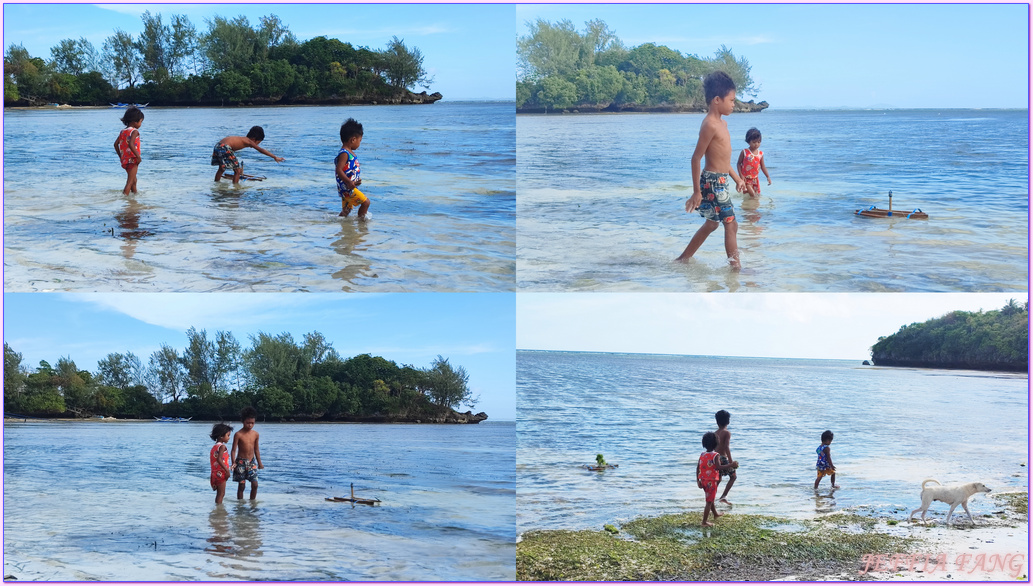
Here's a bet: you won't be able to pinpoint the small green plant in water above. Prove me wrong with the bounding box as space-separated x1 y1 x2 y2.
596 454 607 467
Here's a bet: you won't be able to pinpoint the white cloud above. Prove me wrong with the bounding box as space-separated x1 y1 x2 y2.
62 293 343 331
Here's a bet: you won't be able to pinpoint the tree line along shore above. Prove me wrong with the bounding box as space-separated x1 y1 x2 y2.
3 11 440 108
516 19 766 113
870 300 1028 372
3 328 485 424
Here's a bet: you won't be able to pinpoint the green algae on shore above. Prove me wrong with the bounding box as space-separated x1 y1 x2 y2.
517 513 912 581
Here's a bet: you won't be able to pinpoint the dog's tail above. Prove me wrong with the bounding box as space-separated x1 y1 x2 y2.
921 479 941 489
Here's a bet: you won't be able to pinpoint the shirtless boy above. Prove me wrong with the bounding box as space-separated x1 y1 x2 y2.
211 126 285 184
230 406 264 500
676 70 746 269
714 409 739 503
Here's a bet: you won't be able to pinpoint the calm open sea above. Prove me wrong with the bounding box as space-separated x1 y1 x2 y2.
517 109 1028 292
516 351 1028 533
3 102 515 292
3 421 515 580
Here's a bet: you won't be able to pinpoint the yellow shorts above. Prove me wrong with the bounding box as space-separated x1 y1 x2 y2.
341 187 368 207
816 468 835 479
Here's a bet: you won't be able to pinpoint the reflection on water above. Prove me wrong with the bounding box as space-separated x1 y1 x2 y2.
4 103 515 292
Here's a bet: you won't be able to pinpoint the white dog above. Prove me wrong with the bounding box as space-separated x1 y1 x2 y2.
909 479 991 525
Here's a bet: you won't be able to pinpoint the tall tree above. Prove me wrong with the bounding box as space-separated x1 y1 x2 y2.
97 352 143 390
422 355 476 409
50 38 98 76
382 36 432 90
102 30 143 89
147 344 184 403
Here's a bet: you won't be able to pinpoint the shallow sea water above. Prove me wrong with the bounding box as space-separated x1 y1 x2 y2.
4 102 515 292
517 109 1028 291
517 352 1028 533
3 421 515 580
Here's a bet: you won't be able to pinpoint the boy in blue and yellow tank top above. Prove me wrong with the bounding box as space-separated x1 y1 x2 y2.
336 118 371 219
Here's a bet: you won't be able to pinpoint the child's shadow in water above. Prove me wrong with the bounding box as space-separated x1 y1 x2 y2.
814 488 838 513
205 501 264 560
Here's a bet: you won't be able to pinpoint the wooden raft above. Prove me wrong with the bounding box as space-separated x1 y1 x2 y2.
326 483 381 506
856 191 928 219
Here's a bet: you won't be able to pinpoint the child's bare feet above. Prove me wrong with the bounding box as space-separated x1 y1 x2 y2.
701 521 714 527
719 497 731 504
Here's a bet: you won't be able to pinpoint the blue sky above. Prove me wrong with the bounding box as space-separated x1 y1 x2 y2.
518 293 1028 360
2 3 514 100
517 4 1029 109
3 293 516 420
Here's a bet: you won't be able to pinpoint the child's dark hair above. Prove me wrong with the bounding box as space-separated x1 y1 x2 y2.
241 406 258 421
715 409 730 427
702 431 718 451
210 422 233 441
246 126 265 142
745 128 762 143
340 118 364 143
821 430 834 443
703 70 736 105
120 107 144 126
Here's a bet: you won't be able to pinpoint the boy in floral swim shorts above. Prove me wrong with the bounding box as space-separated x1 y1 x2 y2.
676 71 746 269
697 431 736 527
211 126 285 184
231 406 263 500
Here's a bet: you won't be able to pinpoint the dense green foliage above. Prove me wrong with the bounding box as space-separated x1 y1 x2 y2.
4 12 434 106
3 330 478 420
517 19 757 111
870 300 1028 371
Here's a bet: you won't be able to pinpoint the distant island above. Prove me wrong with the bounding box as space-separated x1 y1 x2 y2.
3 12 440 107
870 300 1028 372
516 19 765 114
3 328 486 423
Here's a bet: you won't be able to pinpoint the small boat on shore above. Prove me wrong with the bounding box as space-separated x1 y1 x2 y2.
153 416 192 422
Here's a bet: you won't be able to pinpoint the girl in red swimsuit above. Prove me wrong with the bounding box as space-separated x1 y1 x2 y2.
736 127 771 198
697 431 735 526
113 107 144 196
210 423 233 504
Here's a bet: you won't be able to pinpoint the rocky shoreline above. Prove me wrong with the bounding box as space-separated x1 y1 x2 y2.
516 99 769 115
517 492 1027 581
4 409 488 424
5 90 443 109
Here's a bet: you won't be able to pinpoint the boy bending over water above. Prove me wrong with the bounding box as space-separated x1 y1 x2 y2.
231 406 263 500
212 126 285 184
676 71 745 269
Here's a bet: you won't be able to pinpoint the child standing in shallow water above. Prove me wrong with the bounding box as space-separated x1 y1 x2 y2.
231 406 263 500
714 410 739 503
814 430 838 489
209 423 233 504
736 127 771 199
335 118 371 220
676 71 746 269
697 431 736 527
114 107 143 195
